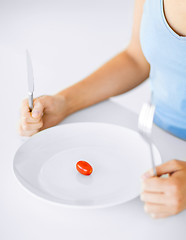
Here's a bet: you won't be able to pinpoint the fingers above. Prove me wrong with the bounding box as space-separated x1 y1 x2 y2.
141 187 184 213
144 202 179 217
156 160 183 175
142 160 183 179
21 98 44 119
19 98 44 136
141 160 186 219
141 192 168 205
140 166 186 219
150 213 173 219
144 203 166 214
141 191 183 218
18 120 39 137
21 120 43 131
141 177 169 192
31 100 44 119
21 98 32 118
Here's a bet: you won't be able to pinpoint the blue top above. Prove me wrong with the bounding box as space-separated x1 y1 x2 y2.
140 0 186 140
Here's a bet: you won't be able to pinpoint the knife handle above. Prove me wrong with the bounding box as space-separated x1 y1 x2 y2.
28 92 33 112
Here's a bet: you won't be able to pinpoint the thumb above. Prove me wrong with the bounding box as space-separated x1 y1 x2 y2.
32 99 44 118
142 159 183 179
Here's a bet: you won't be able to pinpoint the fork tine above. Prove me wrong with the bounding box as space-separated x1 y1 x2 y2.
138 103 151 134
143 103 151 133
146 104 155 133
138 103 148 132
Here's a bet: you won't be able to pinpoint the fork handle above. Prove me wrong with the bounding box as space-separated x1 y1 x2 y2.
149 141 157 177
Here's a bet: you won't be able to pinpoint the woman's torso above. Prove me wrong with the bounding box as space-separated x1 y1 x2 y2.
140 0 186 140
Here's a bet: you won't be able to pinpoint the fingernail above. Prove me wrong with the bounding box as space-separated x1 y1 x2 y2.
32 110 40 118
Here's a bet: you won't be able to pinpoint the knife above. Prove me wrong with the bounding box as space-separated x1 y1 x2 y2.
26 50 34 111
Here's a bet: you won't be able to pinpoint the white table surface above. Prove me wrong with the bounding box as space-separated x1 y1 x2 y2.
0 0 186 239
1 99 186 240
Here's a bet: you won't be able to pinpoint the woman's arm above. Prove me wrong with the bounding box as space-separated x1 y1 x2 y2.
56 0 149 116
19 0 148 136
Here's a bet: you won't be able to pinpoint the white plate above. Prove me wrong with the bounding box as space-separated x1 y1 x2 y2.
13 122 161 208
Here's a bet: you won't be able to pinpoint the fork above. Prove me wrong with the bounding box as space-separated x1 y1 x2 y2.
138 103 157 177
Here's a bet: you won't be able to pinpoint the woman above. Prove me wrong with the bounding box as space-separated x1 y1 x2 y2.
18 0 186 218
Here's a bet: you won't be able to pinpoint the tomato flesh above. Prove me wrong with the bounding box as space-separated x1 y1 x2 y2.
76 161 93 176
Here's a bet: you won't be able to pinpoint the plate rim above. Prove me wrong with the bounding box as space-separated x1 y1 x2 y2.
13 122 162 208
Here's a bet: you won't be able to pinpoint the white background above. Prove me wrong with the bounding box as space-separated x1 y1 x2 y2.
0 0 150 115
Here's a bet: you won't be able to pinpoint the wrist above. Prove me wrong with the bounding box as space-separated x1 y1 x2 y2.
54 88 77 117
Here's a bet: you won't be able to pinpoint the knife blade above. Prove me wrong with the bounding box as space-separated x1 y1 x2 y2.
26 50 34 111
